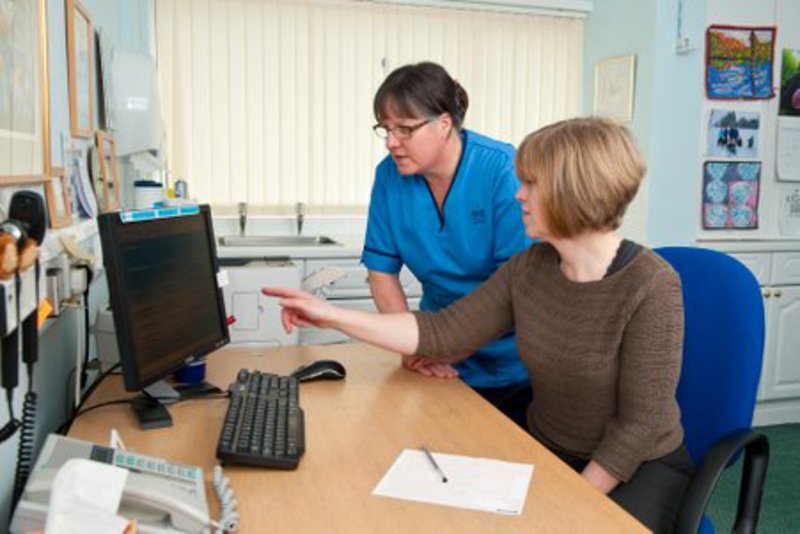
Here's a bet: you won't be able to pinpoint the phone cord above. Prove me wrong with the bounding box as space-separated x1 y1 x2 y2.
13 260 41 508
12 391 37 506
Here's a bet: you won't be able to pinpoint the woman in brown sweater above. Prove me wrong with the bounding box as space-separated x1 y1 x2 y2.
264 117 693 533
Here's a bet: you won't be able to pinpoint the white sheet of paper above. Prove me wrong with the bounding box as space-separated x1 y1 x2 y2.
373 449 533 515
777 116 800 182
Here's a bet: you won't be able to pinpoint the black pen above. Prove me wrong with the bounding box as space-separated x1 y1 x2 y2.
421 445 448 483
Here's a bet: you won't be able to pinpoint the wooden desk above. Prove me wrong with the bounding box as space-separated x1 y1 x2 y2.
69 344 646 533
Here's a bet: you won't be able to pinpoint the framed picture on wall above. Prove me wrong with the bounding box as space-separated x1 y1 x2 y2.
95 130 120 211
66 0 94 138
0 0 50 185
594 55 636 123
45 166 73 228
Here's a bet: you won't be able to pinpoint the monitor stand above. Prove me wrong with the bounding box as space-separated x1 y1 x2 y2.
132 381 181 430
131 380 223 430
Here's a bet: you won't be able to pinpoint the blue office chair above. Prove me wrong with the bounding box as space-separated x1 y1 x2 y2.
655 247 769 534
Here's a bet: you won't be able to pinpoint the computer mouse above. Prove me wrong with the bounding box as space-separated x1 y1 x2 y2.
291 359 347 382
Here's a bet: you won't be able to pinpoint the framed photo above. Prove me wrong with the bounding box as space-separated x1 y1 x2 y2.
594 55 636 123
0 0 50 185
66 0 94 138
706 25 775 100
95 130 120 211
45 166 73 228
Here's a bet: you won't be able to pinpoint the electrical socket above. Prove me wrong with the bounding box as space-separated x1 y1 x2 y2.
675 36 695 55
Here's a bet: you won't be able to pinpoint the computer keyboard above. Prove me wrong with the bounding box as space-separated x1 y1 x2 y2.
216 369 305 469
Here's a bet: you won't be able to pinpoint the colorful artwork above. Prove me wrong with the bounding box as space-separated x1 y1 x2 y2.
706 25 775 100
703 161 760 229
780 49 800 116
706 109 760 158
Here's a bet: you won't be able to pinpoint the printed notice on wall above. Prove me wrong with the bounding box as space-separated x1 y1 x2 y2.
777 116 800 181
779 184 800 235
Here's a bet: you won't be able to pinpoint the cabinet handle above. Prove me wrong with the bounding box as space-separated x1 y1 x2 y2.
762 289 772 298
774 289 782 298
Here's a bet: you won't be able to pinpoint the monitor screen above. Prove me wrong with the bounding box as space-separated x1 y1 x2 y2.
98 205 229 392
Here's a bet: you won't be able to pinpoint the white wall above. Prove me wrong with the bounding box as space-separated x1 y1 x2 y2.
584 0 800 246
582 0 658 242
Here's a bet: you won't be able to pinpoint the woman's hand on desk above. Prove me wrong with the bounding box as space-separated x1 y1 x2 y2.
403 355 459 379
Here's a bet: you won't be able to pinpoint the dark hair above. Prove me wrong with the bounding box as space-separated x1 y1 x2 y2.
373 62 469 129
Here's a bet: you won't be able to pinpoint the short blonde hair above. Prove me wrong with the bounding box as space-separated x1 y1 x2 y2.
515 117 646 238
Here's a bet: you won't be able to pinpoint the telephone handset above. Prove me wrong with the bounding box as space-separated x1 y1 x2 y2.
11 434 218 533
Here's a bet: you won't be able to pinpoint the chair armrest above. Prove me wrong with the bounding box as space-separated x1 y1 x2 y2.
677 430 769 534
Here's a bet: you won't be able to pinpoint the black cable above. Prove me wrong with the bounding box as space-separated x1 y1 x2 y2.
78 265 93 389
13 259 42 509
58 362 120 435
12 391 36 506
0 389 20 444
0 272 22 445
67 392 230 425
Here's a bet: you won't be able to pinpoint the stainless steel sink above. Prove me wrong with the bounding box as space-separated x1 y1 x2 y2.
218 235 340 247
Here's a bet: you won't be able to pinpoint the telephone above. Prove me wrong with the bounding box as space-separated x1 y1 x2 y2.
10 433 214 533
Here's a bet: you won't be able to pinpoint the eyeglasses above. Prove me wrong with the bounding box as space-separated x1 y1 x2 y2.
372 118 434 140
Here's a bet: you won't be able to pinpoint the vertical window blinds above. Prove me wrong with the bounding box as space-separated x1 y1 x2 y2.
155 0 583 213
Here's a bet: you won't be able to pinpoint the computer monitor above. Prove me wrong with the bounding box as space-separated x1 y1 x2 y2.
98 205 229 428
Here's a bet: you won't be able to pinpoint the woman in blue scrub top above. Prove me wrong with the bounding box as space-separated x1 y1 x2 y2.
362 62 531 428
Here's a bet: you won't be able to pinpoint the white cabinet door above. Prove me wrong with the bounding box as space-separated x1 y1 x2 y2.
772 253 800 285
761 285 800 400
757 288 773 401
223 262 301 346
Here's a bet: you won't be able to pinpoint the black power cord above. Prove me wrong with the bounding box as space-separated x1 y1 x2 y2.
76 264 93 389
58 362 120 436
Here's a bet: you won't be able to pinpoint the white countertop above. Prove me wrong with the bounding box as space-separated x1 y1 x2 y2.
696 238 800 253
216 234 365 259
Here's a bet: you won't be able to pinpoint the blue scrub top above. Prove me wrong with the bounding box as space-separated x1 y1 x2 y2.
361 130 530 389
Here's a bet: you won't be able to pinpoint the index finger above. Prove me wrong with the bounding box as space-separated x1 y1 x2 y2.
262 286 307 299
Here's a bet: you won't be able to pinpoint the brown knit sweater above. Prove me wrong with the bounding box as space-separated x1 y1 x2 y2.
414 243 685 482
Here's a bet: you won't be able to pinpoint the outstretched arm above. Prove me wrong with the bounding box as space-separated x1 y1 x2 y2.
369 270 459 379
262 287 420 355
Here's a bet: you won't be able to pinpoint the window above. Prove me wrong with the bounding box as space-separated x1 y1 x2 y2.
155 0 583 213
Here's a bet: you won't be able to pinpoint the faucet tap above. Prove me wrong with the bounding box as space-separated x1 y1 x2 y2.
238 202 247 236
296 202 305 236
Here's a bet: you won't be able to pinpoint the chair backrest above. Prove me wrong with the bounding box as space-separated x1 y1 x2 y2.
655 247 765 464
